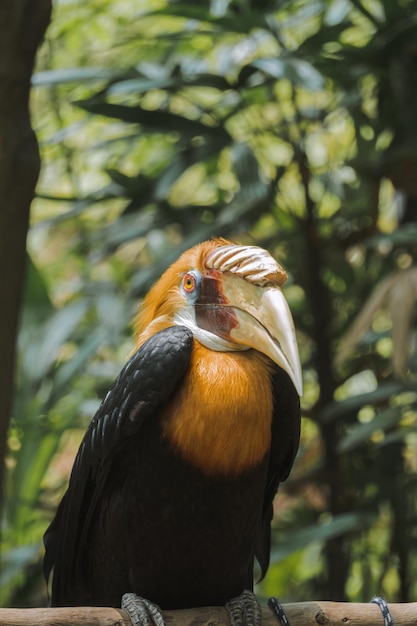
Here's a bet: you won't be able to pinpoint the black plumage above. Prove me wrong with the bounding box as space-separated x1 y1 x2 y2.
44 325 300 609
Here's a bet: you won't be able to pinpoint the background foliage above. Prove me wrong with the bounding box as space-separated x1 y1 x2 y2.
2 0 417 608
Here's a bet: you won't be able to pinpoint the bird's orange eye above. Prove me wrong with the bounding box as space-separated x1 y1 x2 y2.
182 273 197 293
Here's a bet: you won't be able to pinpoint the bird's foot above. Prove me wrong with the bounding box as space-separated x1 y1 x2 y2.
225 589 262 626
122 593 165 626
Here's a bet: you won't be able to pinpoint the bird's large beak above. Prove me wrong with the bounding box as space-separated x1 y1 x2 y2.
221 276 303 396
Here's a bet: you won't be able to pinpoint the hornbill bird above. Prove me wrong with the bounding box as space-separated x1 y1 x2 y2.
44 239 302 626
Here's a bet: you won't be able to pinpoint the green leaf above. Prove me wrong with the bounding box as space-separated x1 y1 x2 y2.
77 100 232 141
107 77 179 96
107 72 231 95
145 2 266 33
32 67 119 86
325 1 351 26
320 382 412 422
22 255 52 316
363 224 417 250
251 57 325 90
9 430 62 534
0 545 40 587
51 333 103 403
297 22 352 51
337 405 404 453
270 513 373 562
99 211 160 251
20 301 89 383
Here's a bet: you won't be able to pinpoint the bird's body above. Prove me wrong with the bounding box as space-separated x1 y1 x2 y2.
44 239 301 612
85 396 270 608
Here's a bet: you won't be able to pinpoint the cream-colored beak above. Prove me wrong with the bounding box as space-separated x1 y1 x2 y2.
221 277 303 396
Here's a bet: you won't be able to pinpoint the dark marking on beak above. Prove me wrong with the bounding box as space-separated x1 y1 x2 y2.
195 271 239 338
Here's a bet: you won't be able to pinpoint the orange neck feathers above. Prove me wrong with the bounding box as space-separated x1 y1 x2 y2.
161 343 274 476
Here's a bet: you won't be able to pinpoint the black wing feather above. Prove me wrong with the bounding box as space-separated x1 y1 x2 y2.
255 368 301 579
43 325 194 603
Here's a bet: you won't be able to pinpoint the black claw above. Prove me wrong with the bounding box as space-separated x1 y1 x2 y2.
371 596 395 626
268 597 290 626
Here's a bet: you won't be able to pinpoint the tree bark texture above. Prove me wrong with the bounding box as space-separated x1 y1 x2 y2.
0 602 416 626
0 0 52 511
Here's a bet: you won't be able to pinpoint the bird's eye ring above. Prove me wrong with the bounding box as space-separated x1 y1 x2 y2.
182 272 197 293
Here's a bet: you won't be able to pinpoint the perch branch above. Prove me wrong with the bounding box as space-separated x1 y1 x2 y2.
0 602 417 626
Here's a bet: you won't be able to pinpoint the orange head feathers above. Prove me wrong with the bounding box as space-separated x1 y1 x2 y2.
134 238 302 396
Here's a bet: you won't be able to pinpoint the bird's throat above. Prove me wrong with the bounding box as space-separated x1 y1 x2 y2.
162 343 274 476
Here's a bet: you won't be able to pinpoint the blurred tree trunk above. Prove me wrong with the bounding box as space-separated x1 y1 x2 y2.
0 1 51 514
298 147 349 600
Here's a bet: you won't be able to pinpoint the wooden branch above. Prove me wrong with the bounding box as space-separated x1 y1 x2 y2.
0 602 416 626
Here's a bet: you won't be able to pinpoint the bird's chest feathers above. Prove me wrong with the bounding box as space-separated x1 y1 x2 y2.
162 344 274 476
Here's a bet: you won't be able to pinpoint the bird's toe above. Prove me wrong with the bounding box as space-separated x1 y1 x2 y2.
122 593 166 626
225 589 262 626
